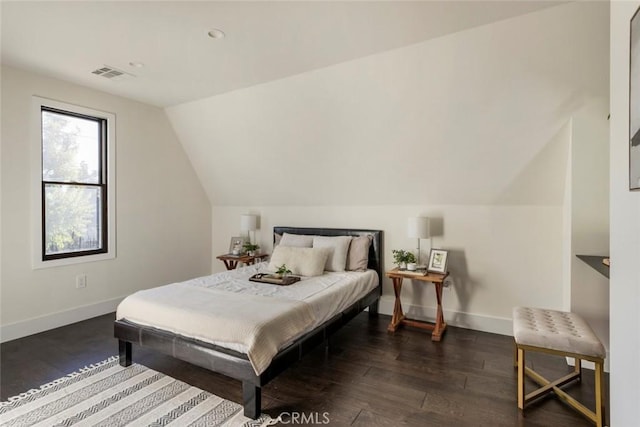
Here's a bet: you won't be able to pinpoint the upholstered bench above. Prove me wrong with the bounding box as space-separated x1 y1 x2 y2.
512 307 605 427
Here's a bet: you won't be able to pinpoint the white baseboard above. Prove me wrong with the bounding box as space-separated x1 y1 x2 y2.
378 295 513 336
566 355 610 373
377 296 611 373
0 297 124 343
1 295 611 373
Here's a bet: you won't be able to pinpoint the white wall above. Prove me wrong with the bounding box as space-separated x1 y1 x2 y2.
569 99 610 355
166 2 608 336
0 66 212 341
166 1 608 208
212 205 563 335
610 2 640 424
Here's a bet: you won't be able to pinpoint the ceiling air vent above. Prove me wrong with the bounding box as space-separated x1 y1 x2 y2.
91 65 134 81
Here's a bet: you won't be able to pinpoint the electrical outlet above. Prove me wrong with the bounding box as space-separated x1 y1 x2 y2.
75 274 87 289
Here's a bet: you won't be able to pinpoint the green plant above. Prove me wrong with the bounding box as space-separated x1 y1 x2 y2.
243 242 260 252
392 249 416 266
275 264 292 276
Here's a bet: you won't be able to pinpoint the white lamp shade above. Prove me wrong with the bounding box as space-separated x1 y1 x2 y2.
240 214 258 231
407 217 430 239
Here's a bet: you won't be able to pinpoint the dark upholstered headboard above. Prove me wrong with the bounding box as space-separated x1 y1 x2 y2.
273 226 383 284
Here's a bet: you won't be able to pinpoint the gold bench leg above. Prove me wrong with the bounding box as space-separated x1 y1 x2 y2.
517 347 525 410
515 345 605 426
575 357 582 381
524 367 581 402
595 361 604 427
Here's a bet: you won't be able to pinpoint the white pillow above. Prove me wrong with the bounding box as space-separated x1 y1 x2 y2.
279 233 314 248
267 246 328 277
312 235 352 272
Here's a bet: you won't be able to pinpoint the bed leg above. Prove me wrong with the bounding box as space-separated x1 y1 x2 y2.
368 301 379 317
119 340 132 367
242 382 261 419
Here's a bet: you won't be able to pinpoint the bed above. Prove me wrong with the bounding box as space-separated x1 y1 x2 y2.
114 226 383 419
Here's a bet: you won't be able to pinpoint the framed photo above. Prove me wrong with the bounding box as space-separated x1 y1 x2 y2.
228 236 246 255
427 249 449 274
630 6 640 190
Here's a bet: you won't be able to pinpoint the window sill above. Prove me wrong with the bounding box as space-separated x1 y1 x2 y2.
32 251 116 270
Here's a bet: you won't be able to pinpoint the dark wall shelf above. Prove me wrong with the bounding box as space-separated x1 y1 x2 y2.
576 255 610 279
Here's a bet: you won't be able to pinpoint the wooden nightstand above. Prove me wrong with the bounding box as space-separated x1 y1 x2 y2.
386 268 449 341
216 253 269 270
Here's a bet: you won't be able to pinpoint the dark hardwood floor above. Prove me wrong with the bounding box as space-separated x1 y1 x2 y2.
1 312 607 426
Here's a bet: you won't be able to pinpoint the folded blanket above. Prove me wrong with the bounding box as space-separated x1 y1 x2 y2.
116 283 316 375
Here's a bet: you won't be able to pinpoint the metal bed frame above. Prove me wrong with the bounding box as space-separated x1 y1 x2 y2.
115 226 383 418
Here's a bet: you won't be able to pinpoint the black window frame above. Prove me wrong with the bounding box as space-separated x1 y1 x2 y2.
41 106 109 261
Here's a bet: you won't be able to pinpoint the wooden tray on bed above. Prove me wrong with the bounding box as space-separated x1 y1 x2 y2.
249 273 301 286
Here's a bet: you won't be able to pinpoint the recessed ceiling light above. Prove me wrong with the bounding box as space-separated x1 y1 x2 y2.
208 29 225 39
129 61 144 68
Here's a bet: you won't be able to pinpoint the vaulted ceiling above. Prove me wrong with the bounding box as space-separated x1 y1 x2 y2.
164 1 609 206
1 1 608 207
2 1 564 107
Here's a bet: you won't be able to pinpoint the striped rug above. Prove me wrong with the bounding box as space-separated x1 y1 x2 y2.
0 357 273 427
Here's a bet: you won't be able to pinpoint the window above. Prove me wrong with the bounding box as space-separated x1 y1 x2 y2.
33 97 115 267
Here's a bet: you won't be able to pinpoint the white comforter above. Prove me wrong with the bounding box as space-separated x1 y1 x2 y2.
116 263 378 375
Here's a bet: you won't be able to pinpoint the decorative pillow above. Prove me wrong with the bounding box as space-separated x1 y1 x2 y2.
274 233 282 246
267 246 329 277
347 235 373 271
312 235 352 272
279 233 314 248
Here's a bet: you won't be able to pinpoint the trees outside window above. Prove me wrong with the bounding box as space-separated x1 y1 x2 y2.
42 108 107 259
34 99 115 265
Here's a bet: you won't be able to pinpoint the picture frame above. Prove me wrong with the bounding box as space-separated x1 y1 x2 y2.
630 5 640 190
427 249 449 274
228 236 247 255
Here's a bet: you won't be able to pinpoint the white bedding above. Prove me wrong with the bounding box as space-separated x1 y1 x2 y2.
116 262 378 375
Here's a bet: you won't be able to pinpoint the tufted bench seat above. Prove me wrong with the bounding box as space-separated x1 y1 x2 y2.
513 307 605 426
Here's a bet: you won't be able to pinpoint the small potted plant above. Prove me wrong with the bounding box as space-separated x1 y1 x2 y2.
243 242 260 256
273 264 292 279
392 249 417 270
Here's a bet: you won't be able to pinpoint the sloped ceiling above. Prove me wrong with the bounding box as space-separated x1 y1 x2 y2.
166 1 609 206
1 1 563 107
1 1 608 208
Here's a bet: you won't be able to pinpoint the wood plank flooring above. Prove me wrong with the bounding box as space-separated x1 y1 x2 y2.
1 312 607 426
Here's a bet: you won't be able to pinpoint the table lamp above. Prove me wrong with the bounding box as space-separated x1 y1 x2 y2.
407 216 430 266
240 214 258 244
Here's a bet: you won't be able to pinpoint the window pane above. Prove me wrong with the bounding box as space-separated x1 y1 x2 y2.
42 110 101 184
44 184 102 255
